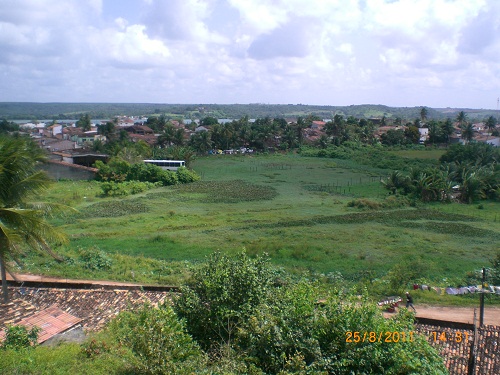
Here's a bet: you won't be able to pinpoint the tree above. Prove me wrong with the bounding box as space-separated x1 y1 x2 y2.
0 136 68 302
427 120 441 144
456 111 468 128
174 252 274 351
485 115 497 139
380 129 406 146
76 114 91 131
420 107 428 123
404 125 421 144
97 121 115 139
108 303 207 374
0 119 19 134
461 122 475 144
200 116 219 127
441 118 455 144
174 252 447 374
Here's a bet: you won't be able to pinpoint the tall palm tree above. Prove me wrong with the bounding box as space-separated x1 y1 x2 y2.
485 116 497 139
0 136 68 303
456 111 468 128
461 122 475 144
441 118 455 145
420 107 428 123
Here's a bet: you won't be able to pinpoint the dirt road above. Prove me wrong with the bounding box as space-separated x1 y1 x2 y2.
383 304 500 326
414 305 500 326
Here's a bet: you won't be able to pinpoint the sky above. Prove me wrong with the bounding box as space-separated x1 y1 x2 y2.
1 0 499 108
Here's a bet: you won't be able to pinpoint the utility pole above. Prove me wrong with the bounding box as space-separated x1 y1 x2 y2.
479 268 486 327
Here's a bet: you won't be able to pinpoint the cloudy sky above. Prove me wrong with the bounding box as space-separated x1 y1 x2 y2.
1 0 499 108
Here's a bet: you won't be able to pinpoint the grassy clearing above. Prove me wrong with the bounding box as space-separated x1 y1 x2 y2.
388 148 446 160
18 154 500 304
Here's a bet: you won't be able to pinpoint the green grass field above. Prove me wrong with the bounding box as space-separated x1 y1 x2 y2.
19 151 499 299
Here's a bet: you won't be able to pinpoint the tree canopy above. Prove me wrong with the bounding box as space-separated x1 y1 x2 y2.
0 136 68 302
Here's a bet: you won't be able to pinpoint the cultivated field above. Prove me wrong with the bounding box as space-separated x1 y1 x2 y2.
23 152 500 293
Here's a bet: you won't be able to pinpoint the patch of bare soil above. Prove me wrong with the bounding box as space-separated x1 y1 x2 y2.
386 305 500 326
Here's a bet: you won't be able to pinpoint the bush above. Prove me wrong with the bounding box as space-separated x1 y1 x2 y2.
100 181 160 196
127 163 178 186
79 247 112 271
347 198 382 210
108 303 206 374
176 166 201 183
174 252 275 351
1 325 40 350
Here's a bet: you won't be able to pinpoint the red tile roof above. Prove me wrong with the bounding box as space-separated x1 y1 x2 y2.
0 305 82 343
1 287 171 332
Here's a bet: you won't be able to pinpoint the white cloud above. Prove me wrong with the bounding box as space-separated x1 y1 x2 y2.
0 0 499 108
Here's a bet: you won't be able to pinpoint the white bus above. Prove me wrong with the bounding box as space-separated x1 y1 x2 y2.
143 160 185 171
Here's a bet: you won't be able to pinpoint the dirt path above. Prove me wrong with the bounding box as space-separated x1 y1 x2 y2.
414 305 500 326
384 304 500 326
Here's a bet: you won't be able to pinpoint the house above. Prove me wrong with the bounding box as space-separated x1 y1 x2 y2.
418 128 429 144
195 126 209 132
62 126 84 140
311 121 326 129
45 124 62 137
124 125 154 135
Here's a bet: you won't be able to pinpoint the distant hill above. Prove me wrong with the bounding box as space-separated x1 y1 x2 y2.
0 102 497 121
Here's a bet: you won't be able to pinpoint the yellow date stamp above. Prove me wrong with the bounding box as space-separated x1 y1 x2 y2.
345 331 415 343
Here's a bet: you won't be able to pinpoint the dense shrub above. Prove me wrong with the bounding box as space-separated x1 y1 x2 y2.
347 198 382 210
80 200 148 218
95 159 130 182
100 181 160 196
95 158 198 188
1 325 40 350
174 252 275 351
300 145 435 171
108 303 206 374
176 166 201 183
78 246 112 271
127 163 178 185
440 142 500 166
172 252 447 374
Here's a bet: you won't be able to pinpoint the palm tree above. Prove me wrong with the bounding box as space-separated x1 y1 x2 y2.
0 136 68 302
420 107 428 123
461 122 475 144
441 118 455 145
485 116 497 139
456 111 468 128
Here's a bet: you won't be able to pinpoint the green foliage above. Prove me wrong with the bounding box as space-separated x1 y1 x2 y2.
347 198 382 210
1 325 41 350
0 135 69 302
440 143 500 166
95 159 130 182
108 303 207 374
0 338 137 374
386 259 427 295
100 180 160 196
175 253 447 374
95 158 201 192
176 166 201 183
128 163 178 185
175 180 277 203
300 145 436 171
174 252 275 351
80 200 148 218
0 119 19 133
78 246 112 271
490 251 500 285
80 339 110 358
